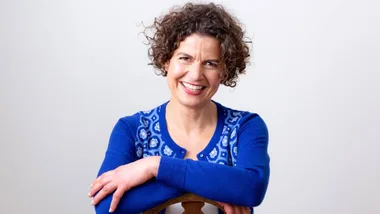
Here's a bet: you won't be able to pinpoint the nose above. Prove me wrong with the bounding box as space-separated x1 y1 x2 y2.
187 63 204 80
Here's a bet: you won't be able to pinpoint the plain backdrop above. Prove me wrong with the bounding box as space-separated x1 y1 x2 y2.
1 0 379 213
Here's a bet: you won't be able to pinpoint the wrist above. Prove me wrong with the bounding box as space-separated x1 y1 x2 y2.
147 156 161 177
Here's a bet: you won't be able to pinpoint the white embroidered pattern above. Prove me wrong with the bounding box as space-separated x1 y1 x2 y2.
231 128 236 139
136 146 142 158
149 138 158 148
154 122 160 132
209 148 218 158
163 145 173 156
136 105 248 168
139 129 147 140
205 109 246 166
222 135 228 147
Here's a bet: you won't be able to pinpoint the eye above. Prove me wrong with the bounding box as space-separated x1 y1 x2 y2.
205 61 218 68
179 56 191 61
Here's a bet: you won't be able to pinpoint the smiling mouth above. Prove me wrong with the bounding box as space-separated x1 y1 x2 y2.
181 82 206 92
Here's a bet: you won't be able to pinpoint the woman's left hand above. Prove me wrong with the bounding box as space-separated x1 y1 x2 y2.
88 156 160 212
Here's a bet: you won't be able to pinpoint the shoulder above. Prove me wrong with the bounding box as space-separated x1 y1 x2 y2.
215 101 268 135
116 102 167 132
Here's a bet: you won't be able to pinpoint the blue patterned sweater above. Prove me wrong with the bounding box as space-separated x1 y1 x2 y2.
95 101 270 214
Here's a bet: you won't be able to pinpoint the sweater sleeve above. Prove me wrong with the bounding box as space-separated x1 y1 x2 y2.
94 118 183 214
156 114 270 207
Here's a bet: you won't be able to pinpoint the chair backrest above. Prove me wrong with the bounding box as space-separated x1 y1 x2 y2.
144 193 225 214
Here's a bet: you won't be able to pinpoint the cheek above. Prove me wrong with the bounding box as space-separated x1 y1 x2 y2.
208 73 223 87
168 63 185 78
167 64 185 88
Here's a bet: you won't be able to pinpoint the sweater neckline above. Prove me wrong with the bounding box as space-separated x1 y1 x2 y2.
158 100 225 160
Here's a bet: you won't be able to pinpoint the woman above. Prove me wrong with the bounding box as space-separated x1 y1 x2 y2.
88 3 270 214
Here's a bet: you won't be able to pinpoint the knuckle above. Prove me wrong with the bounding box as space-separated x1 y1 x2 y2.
96 179 103 185
92 184 99 190
103 187 109 193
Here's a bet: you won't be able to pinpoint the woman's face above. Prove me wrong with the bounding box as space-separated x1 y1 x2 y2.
164 33 223 108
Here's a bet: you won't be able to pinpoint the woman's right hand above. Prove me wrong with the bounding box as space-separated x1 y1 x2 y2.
89 156 161 212
217 202 251 214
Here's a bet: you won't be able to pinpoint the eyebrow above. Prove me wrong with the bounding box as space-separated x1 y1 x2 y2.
176 52 221 63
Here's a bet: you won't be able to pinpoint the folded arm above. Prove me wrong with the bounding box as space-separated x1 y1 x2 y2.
93 119 183 214
92 114 270 213
156 115 270 207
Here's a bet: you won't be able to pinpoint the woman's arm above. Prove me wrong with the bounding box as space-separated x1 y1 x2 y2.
92 118 183 214
156 114 270 207
92 114 269 212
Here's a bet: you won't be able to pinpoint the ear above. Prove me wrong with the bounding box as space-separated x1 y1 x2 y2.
164 61 169 72
219 64 226 81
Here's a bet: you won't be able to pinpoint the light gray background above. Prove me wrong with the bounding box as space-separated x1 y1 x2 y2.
1 0 379 213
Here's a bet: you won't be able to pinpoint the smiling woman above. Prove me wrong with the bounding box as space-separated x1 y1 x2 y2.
165 34 222 110
88 2 270 214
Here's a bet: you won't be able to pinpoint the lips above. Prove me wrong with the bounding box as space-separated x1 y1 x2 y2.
180 81 206 95
181 82 205 91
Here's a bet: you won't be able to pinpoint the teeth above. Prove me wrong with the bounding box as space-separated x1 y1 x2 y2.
182 82 203 91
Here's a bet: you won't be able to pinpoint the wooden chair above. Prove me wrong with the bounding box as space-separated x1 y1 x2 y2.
144 193 225 214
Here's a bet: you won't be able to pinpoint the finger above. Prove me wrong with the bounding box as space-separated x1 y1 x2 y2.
90 170 114 188
89 175 104 197
216 201 226 207
222 203 234 214
89 174 113 197
233 205 240 214
109 186 126 212
89 181 105 198
92 182 117 206
91 173 105 187
244 207 251 214
234 206 242 214
236 206 250 214
91 176 101 187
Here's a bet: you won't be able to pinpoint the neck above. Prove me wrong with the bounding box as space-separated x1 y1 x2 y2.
166 100 218 135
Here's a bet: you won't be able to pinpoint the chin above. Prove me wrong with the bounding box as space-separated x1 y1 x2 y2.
170 84 216 108
177 96 211 109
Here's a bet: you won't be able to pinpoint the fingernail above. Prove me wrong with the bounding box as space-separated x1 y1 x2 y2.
109 208 113 212
91 200 94 205
88 192 91 197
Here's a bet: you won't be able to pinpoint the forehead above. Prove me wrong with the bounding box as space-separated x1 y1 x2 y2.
175 34 221 57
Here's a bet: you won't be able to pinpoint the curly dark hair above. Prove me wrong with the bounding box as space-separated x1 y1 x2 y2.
144 2 250 87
